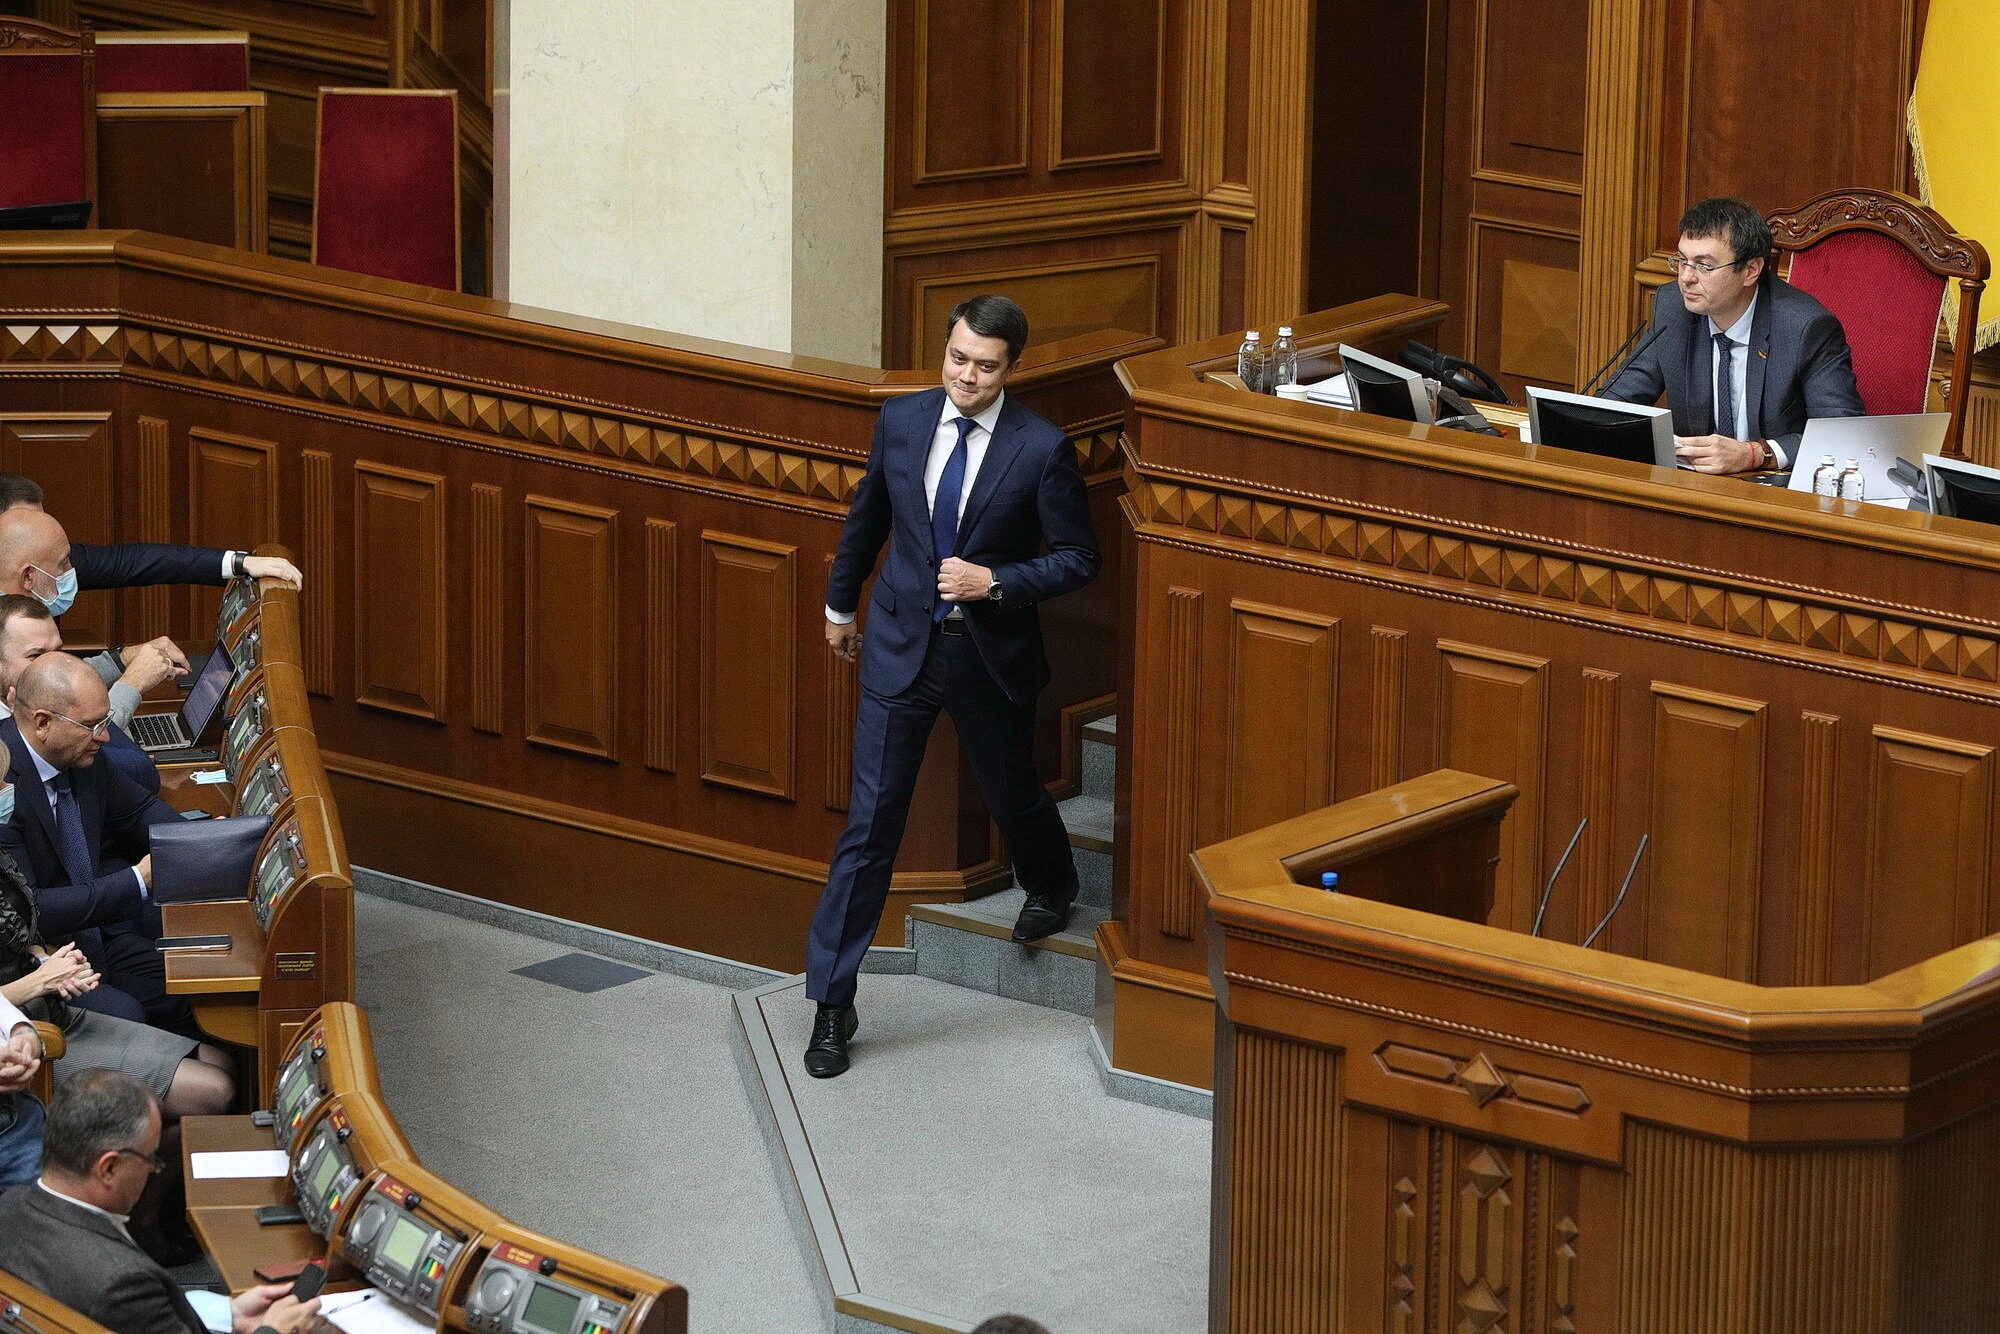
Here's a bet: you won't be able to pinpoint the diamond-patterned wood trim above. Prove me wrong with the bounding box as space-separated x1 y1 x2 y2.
0 324 122 367
1132 477 2000 694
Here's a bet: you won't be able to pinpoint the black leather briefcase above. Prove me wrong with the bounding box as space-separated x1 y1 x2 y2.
149 814 272 904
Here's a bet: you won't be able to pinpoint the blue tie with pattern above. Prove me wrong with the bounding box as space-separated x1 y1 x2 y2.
932 416 975 623
50 773 94 893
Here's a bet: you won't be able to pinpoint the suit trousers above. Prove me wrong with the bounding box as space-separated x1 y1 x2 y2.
806 626 1078 1008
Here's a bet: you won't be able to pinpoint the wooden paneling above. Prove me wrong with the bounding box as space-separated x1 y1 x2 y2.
1574 667 1620 945
188 426 277 634
0 413 116 646
1793 710 1838 984
1436 640 1546 932
1227 600 1336 838
1051 0 1163 169
352 462 444 721
644 518 677 774
135 414 172 637
1863 726 1993 980
468 483 502 734
1367 626 1406 792
1476 226 1582 395
524 496 617 760
699 531 796 800
913 0 1030 183
1644 683 1764 980
96 91 267 251
1224 1030 1343 1334
1159 586 1202 939
300 448 333 694
1477 0 1589 186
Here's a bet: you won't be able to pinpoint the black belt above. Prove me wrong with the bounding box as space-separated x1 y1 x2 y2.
935 617 968 636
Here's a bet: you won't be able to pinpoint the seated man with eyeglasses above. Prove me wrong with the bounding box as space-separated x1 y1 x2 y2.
0 1068 321 1334
0 653 184 1037
1602 196 1863 474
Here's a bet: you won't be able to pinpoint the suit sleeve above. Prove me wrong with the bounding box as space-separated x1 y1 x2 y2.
825 410 898 616
70 542 229 592
100 758 182 862
1599 285 1677 406
93 1265 209 1334
1781 310 1866 453
2 830 146 940
989 432 1100 606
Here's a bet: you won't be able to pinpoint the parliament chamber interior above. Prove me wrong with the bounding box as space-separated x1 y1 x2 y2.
2 0 1999 1330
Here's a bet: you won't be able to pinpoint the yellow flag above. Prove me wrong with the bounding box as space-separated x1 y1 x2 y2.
1910 0 2000 350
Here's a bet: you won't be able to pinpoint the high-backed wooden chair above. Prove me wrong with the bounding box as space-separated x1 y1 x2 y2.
94 29 248 92
30 1019 64 1105
313 88 460 290
1767 187 1990 459
0 17 96 213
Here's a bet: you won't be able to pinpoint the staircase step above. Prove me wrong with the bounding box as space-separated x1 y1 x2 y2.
1059 793 1113 853
908 889 1104 1016
1074 844 1111 910
1082 713 1117 743
1081 726 1115 801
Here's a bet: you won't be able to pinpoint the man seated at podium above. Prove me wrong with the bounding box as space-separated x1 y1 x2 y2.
1601 196 1863 474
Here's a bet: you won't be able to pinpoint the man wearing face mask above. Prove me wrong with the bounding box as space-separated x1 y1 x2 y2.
0 595 160 797
0 653 185 1036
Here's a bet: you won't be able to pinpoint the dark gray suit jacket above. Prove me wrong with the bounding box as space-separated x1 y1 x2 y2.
0 1182 205 1334
1601 277 1864 456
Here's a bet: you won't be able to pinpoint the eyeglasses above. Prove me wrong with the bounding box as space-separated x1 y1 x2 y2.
1666 254 1752 277
47 710 112 739
112 1147 166 1175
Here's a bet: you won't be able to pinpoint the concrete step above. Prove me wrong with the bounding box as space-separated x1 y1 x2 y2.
907 888 1105 1017
1081 714 1115 802
1059 792 1113 853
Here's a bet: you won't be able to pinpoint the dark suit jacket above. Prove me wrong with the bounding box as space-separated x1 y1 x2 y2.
827 387 1100 706
71 542 228 592
0 1183 205 1334
1601 277 1864 455
0 717 179 940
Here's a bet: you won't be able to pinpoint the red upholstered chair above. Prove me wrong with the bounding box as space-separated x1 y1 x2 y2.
95 29 249 92
0 17 96 212
1768 188 1990 459
313 88 460 290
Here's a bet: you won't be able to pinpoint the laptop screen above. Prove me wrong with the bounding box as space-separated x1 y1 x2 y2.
179 638 236 742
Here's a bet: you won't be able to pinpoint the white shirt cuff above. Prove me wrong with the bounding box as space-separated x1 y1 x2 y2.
825 606 856 625
131 866 148 901
1768 440 1789 470
223 550 239 578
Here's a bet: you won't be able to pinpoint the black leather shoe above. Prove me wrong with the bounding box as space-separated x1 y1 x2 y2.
1011 897 1072 943
803 1003 858 1079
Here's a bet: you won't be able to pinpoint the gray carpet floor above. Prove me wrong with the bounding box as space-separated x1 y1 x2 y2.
355 888 1209 1334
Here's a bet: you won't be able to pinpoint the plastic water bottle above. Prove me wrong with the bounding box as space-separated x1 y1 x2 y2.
1320 871 1340 892
1269 326 1299 392
1811 454 1838 496
1837 458 1864 501
1237 331 1267 394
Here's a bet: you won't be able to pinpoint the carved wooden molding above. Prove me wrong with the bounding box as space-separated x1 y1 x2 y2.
0 21 82 49
1769 189 1988 281
135 416 171 636
1160 587 1203 939
0 324 121 366
1128 475 2000 696
469 484 503 734
1378 1042 1592 1116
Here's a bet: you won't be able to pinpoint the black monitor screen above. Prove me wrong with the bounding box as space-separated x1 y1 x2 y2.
1347 361 1424 423
0 201 92 231
1932 467 2000 525
1536 398 1663 466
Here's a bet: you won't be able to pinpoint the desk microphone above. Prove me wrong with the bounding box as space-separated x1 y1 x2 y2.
1581 835 1648 950
1581 317 1667 398
397 1190 471 1242
1530 817 1588 938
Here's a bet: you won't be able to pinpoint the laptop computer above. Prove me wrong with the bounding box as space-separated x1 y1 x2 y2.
128 637 234 753
1785 413 1948 508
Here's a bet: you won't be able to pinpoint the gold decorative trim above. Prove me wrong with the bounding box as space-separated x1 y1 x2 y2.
1128 475 2000 695
0 324 122 367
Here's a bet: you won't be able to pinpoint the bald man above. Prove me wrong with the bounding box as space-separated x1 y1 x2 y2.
0 653 183 1034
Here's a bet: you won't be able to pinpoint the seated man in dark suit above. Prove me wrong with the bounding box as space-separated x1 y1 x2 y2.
0 653 185 1035
0 594 159 794
1602 196 1864 474
0 1068 321 1334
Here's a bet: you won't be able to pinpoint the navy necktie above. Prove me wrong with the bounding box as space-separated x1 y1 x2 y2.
1713 331 1737 438
932 416 975 623
50 773 94 893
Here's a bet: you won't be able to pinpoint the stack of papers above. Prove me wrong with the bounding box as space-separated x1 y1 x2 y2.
1303 377 1353 409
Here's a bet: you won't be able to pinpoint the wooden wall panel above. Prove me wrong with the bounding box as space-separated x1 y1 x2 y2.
524 496 618 759
700 531 796 800
914 0 1030 182
1793 711 1839 985
0 414 117 646
1227 601 1336 838
300 448 334 695
469 483 502 734
1225 1031 1343 1334
188 426 278 636
1159 587 1203 939
134 415 171 638
1435 640 1546 932
1644 683 1765 981
352 462 445 721
96 94 268 251
1052 0 1164 169
1368 627 1406 795
644 519 678 774
1863 727 1993 980
1479 0 1589 185
1574 667 1621 946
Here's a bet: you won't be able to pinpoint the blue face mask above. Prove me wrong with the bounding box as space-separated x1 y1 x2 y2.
0 786 14 824
30 564 76 618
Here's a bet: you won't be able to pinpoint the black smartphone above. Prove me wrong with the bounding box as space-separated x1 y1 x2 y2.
254 1203 307 1226
157 935 232 952
291 1260 329 1300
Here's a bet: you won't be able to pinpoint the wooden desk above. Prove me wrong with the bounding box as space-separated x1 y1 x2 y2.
181 1115 344 1295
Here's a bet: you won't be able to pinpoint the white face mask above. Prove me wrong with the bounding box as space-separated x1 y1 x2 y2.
0 785 14 824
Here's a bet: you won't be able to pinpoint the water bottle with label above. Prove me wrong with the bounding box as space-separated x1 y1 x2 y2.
1269 326 1299 392
1837 458 1864 500
1811 454 1838 496
1237 331 1267 394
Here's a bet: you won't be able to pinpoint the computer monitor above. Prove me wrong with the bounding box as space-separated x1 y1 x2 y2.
1337 345 1433 425
0 201 91 231
1923 453 2000 525
1527 388 1676 468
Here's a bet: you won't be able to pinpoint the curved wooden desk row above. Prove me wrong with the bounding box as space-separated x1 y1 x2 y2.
0 1267 109 1334
1105 303 2000 1091
158 559 354 1099
1201 771 2000 1333
186 1003 686 1334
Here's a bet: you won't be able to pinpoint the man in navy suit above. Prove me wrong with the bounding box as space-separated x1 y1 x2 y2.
1602 197 1863 474
804 295 1100 1077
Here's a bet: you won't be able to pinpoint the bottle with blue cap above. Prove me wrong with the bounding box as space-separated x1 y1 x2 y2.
1320 871 1339 891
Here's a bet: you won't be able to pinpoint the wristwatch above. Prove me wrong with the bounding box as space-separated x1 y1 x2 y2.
231 551 250 579
986 579 1003 603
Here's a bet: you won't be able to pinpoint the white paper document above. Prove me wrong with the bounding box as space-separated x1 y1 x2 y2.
320 1290 434 1334
189 1148 291 1179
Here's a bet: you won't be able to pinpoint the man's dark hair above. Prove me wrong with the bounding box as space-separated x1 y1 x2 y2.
0 473 43 511
947 295 1030 364
43 1067 156 1177
0 592 52 638
971 1319 1052 1334
1678 197 1773 278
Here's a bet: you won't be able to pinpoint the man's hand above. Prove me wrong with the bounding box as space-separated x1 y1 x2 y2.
826 617 860 663
243 556 303 589
134 854 153 889
0 1024 40 1094
117 636 190 694
1674 434 1761 474
937 557 995 604
231 1283 322 1334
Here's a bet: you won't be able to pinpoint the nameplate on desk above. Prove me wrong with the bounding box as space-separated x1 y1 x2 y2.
274 952 319 979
